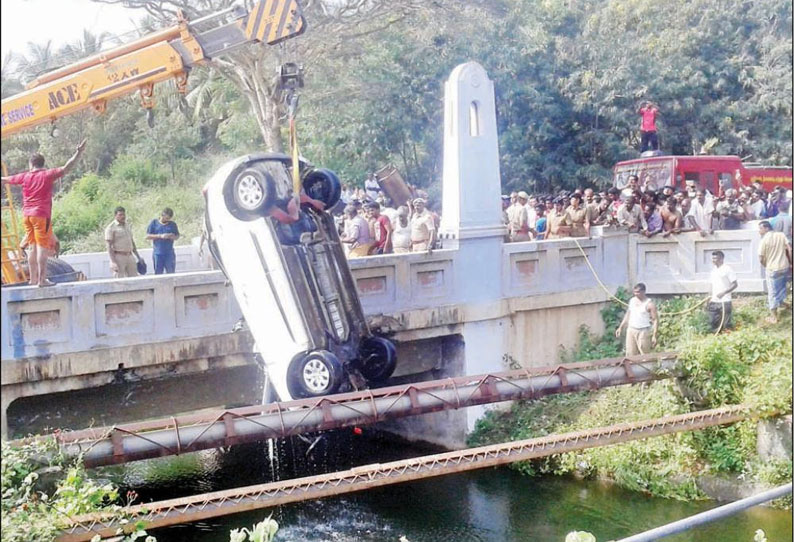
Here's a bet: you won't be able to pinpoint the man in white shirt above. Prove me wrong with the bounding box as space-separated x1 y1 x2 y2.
686 188 715 236
526 195 538 232
364 174 380 202
708 250 738 332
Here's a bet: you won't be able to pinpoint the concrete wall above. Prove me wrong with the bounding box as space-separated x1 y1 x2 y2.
60 239 209 279
2 271 241 360
2 228 767 363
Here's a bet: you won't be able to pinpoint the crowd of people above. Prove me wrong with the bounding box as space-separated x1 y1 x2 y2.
503 176 793 243
336 183 440 257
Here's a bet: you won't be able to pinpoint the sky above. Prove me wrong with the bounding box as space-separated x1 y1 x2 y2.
1 0 142 60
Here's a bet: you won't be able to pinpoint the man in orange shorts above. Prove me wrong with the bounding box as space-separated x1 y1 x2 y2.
1 139 86 286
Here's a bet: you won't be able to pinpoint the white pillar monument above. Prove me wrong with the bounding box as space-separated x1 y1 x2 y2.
439 62 509 432
438 61 506 246
438 61 506 305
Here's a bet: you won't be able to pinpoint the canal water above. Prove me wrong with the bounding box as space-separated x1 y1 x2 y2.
9 367 793 542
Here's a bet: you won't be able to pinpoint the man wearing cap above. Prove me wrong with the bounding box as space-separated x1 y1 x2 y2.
409 198 436 253
546 199 570 240
564 193 590 238
508 191 531 242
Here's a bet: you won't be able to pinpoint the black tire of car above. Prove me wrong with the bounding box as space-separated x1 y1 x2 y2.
223 166 276 221
303 168 342 209
46 258 79 283
287 350 345 399
358 336 397 383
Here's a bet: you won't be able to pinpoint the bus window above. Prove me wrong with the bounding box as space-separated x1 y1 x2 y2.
719 173 733 193
702 171 715 192
684 172 699 187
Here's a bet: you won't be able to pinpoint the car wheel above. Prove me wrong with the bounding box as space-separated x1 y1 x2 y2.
46 258 80 283
287 350 345 398
303 168 342 210
358 336 397 383
223 166 275 221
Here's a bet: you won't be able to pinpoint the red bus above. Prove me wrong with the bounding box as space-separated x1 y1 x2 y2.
613 155 792 194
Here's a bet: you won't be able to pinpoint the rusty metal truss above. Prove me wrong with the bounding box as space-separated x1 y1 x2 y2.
54 404 752 542
17 353 678 468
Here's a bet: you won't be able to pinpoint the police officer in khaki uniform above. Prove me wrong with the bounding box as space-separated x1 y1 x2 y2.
105 206 142 278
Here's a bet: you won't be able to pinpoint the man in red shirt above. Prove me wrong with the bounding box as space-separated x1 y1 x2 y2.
366 201 392 254
1 139 87 286
638 101 660 153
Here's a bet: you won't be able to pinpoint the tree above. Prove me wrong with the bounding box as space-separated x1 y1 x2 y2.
91 0 440 152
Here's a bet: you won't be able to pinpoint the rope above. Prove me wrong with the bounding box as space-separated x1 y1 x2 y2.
289 116 301 207
571 237 720 332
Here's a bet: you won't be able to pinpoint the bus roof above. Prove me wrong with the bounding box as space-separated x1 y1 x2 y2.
614 155 743 168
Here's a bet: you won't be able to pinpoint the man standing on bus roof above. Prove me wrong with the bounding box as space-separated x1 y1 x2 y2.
1 138 87 287
638 101 660 153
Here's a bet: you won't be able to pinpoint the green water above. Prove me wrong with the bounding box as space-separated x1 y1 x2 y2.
109 433 791 542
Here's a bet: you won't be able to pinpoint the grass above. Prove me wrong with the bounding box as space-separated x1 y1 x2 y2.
469 290 793 502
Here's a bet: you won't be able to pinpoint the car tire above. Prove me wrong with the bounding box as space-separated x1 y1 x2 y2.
46 258 79 283
303 168 342 210
224 166 275 221
358 336 397 383
287 350 345 398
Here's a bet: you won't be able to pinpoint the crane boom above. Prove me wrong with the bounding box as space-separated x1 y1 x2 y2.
0 0 305 138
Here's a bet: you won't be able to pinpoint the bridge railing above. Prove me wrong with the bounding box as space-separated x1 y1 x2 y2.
1 271 241 360
59 240 209 279
1 227 765 361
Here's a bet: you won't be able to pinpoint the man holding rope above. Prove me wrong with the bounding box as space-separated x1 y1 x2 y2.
708 251 738 332
615 283 659 355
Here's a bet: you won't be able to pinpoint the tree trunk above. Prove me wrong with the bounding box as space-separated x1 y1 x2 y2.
261 94 284 153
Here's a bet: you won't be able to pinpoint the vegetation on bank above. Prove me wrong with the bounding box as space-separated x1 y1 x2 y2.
469 291 793 503
1 436 281 542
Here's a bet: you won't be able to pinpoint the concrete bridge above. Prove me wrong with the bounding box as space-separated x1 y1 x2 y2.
0 62 768 443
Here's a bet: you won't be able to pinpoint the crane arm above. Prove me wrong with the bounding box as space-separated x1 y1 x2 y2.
0 0 305 138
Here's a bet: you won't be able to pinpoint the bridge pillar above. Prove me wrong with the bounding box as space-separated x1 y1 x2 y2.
1 389 18 440
438 62 509 431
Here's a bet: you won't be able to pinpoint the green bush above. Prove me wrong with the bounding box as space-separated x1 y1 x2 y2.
109 155 167 188
678 329 788 408
52 173 116 251
470 294 792 502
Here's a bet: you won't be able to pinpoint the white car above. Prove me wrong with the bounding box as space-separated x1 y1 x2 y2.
203 153 396 401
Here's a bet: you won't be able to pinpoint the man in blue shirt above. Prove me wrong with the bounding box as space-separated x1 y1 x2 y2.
146 207 180 274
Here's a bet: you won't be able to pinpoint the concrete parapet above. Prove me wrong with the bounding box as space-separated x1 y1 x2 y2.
60 243 207 279
2 229 768 364
2 271 241 361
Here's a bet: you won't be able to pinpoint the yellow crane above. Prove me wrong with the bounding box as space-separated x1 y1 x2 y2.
1 0 306 284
